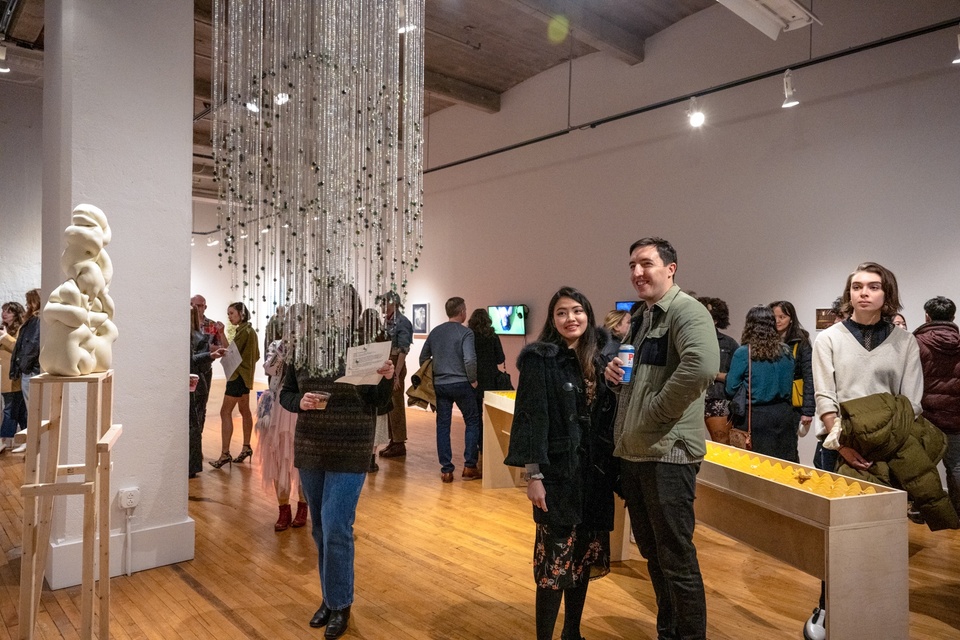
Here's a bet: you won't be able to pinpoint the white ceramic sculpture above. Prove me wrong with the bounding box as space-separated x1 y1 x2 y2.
39 204 119 376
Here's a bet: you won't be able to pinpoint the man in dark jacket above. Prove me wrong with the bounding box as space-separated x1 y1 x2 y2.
914 296 960 515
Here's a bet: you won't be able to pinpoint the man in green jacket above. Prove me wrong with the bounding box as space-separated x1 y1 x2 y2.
605 237 719 640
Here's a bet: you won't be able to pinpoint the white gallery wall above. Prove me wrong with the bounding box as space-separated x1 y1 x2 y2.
0 82 43 302
414 1 960 464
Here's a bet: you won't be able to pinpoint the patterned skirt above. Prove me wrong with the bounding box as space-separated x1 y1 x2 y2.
533 524 610 590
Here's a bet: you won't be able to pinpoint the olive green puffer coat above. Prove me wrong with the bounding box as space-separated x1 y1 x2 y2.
837 393 959 531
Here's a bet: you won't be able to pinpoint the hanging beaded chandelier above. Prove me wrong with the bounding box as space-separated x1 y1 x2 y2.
212 0 424 374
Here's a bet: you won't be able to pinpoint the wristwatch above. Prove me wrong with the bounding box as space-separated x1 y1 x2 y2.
528 472 544 480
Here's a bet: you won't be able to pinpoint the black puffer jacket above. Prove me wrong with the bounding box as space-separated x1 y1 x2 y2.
504 333 616 530
913 321 960 435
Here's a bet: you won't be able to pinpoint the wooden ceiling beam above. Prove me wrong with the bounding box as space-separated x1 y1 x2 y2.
6 0 44 44
502 0 645 65
425 69 500 113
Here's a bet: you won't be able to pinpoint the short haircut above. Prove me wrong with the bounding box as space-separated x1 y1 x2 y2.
628 237 677 268
445 297 465 318
840 262 901 319
924 296 956 322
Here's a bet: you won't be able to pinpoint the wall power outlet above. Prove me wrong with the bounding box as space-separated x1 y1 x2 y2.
118 488 140 509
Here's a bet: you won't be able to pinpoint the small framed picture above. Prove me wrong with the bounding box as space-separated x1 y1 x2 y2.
412 303 429 336
815 308 837 330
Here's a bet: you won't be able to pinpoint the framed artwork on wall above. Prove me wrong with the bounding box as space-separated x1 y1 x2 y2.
412 303 429 336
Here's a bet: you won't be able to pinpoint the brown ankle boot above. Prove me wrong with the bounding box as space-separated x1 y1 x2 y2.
291 501 308 528
275 504 292 531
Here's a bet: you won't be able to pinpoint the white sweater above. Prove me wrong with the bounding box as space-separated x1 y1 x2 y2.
812 323 924 437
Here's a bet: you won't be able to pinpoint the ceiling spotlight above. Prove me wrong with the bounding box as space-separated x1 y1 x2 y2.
782 69 799 108
953 32 960 65
206 237 220 247
191 237 195 247
245 101 260 113
274 92 290 105
687 97 705 128
0 45 10 73
398 24 417 34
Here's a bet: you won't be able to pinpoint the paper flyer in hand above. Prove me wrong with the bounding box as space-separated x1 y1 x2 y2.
220 341 242 380
335 342 392 385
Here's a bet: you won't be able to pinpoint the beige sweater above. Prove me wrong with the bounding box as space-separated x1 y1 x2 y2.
812 322 923 437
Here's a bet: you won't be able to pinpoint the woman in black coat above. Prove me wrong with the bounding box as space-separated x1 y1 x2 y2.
505 286 616 640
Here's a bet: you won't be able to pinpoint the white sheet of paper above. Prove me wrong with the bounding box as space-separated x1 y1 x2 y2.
335 342 392 385
220 340 242 380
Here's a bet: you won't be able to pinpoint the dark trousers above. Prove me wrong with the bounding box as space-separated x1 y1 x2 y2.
386 356 407 442
1 390 27 438
621 460 706 640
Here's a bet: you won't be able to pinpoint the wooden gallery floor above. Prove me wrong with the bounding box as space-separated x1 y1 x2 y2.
2 380 960 639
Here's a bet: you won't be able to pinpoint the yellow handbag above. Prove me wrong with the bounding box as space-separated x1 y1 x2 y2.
791 343 803 408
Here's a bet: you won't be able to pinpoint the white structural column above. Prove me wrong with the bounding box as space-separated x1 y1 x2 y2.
42 1 195 588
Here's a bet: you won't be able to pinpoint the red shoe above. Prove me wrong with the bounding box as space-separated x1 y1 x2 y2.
275 504 292 531
291 501 308 528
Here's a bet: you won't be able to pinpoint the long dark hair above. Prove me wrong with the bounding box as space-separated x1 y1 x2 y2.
468 308 495 338
539 286 598 384
25 289 41 318
2 301 25 335
769 300 810 345
740 305 787 362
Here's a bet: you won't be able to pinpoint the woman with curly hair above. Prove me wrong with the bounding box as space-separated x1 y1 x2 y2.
726 305 798 461
505 287 617 640
698 297 739 444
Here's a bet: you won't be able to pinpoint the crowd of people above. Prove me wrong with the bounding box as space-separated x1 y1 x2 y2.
6 236 958 639
504 240 960 640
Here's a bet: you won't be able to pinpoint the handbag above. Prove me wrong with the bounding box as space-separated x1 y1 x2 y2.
791 343 803 408
493 370 514 391
729 345 752 450
255 389 275 431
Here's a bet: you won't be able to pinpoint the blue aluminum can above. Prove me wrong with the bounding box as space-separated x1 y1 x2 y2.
617 344 635 383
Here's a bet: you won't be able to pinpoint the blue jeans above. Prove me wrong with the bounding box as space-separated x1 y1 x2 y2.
942 432 960 516
1 391 27 438
299 469 366 610
621 460 706 640
434 381 481 473
813 440 839 472
21 374 34 407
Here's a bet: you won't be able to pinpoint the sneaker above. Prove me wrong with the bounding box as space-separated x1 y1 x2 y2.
378 441 406 458
12 443 27 454
907 505 925 525
803 607 826 640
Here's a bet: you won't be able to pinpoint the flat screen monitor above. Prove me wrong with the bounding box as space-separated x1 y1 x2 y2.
488 305 526 336
615 300 636 312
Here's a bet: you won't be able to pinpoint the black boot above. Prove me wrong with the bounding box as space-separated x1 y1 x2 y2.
324 606 351 639
309 601 330 628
